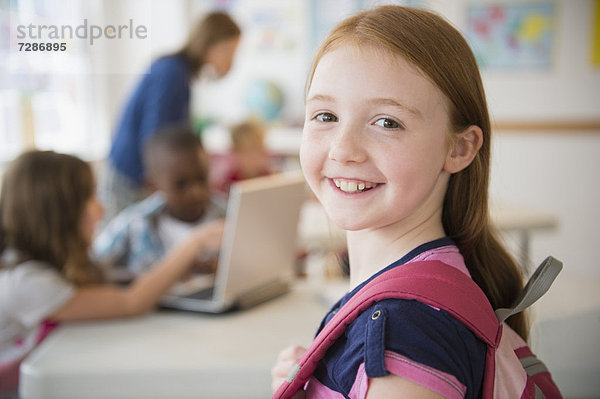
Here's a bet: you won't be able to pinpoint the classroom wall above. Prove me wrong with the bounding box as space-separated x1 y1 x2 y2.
491 131 600 278
101 0 600 281
437 0 600 121
99 0 190 136
481 0 600 278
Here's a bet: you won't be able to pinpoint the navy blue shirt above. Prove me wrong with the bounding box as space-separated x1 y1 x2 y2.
109 55 192 185
311 238 486 398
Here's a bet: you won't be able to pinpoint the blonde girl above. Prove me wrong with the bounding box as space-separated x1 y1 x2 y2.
0 150 223 392
272 6 526 398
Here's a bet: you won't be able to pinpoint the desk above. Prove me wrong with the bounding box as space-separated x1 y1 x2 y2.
19 283 329 399
21 265 589 398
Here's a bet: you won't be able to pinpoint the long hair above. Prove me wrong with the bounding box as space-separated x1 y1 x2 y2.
306 6 528 339
175 11 241 74
0 150 104 286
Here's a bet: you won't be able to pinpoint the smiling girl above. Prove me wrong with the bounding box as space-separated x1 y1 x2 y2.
272 5 528 398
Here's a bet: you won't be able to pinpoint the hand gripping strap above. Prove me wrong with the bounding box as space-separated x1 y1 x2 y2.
272 260 500 399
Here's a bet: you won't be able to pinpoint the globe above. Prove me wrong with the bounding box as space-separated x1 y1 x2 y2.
245 79 285 122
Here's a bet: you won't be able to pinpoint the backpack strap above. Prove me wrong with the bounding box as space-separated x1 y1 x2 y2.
272 257 562 399
273 260 499 399
494 256 562 324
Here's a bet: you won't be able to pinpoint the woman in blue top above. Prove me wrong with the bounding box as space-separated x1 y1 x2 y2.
271 6 527 398
99 11 241 221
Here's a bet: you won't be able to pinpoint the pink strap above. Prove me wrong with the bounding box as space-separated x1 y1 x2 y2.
272 260 500 399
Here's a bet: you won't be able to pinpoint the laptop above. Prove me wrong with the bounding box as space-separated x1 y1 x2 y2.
160 171 307 313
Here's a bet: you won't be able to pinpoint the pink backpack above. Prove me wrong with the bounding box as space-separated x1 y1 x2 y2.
273 257 563 398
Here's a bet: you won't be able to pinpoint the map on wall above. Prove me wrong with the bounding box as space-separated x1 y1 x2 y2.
466 2 556 69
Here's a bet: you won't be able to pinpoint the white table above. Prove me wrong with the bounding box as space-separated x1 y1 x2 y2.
19 283 329 399
21 260 592 398
20 273 593 399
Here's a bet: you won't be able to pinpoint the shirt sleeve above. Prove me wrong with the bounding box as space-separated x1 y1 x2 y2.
92 211 133 267
364 299 487 398
8 263 75 328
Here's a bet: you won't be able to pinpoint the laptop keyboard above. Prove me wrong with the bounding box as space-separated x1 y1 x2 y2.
186 286 214 300
168 274 215 297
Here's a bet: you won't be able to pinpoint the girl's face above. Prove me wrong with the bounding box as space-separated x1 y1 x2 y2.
301 45 454 234
81 194 104 247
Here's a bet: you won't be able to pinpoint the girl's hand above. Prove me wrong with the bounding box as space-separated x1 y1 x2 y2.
271 345 307 393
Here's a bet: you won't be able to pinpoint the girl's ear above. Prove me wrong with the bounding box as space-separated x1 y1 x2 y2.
443 125 483 174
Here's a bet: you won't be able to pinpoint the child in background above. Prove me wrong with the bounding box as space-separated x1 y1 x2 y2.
0 150 224 393
94 124 224 276
211 120 272 195
272 6 529 398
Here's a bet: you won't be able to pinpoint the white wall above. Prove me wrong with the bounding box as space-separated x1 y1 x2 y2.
491 131 600 277
101 0 191 134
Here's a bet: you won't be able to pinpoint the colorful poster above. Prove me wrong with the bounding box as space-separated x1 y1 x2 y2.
466 2 556 69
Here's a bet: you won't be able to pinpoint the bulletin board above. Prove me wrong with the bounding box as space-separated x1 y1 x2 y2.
465 2 555 69
459 0 600 132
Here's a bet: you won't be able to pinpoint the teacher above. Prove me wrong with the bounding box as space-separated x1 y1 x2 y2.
99 11 241 221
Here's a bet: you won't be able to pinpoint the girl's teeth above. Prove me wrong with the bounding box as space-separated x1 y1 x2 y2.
334 179 373 193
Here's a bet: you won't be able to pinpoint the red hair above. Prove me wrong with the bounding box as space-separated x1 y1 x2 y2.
306 6 528 339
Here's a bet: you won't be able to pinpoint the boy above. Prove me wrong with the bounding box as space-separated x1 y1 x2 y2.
93 124 224 276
